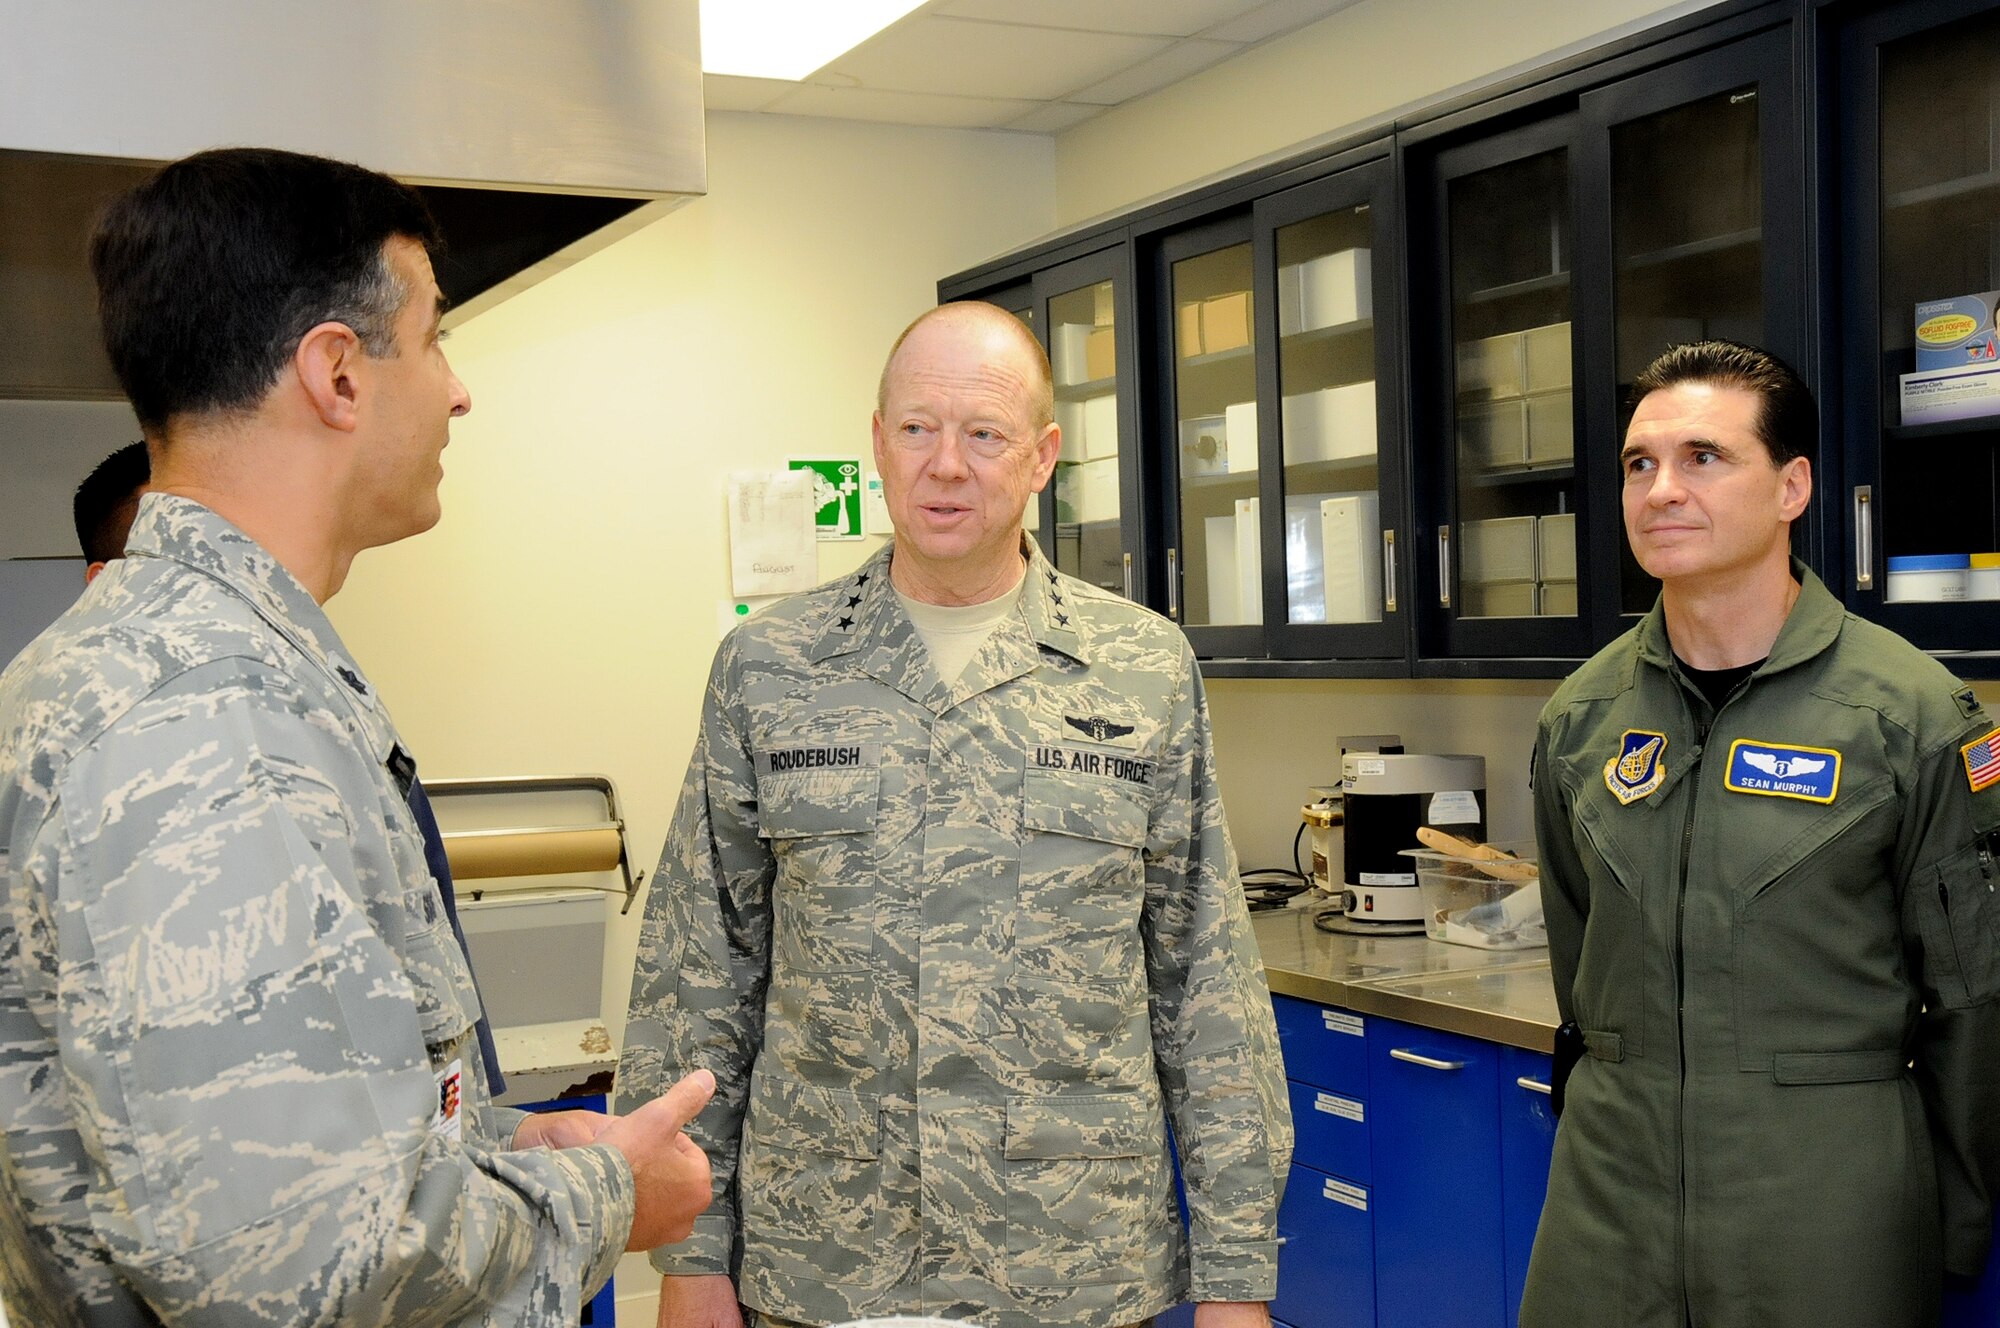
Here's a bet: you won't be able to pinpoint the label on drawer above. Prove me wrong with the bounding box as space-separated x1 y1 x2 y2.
1323 1177 1369 1211
1314 1092 1364 1122
1320 1010 1365 1037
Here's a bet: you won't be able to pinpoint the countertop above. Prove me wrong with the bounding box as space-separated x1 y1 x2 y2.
1252 895 1562 1053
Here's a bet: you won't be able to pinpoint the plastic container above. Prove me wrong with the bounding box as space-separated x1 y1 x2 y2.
1398 840 1545 950
1970 553 2000 601
1884 553 1970 603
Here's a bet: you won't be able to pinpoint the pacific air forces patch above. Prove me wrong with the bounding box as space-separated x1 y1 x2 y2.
1604 730 1668 805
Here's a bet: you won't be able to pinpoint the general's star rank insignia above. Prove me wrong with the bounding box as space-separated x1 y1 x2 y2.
1603 729 1667 805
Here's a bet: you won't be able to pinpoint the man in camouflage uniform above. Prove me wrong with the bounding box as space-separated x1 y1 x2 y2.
619 301 1292 1328
0 147 716 1325
1524 342 2000 1326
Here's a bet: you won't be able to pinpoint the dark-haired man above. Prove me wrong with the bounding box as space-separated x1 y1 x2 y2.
0 147 714 1325
1523 341 2000 1327
72 439 149 581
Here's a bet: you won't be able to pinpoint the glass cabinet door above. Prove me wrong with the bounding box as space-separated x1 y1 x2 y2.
1032 250 1134 598
1255 156 1406 662
1839 0 2000 652
1582 27 1799 621
1434 120 1587 659
1163 218 1263 652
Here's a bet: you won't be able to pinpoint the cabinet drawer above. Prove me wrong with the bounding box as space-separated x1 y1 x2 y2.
1271 1162 1375 1328
1272 994 1368 1094
1287 1077 1370 1183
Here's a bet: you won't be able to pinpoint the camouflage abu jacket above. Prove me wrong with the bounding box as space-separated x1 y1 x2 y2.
618 539 1292 1328
0 495 631 1325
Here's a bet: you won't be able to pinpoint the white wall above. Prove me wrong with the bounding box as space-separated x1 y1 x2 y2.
1052 0 1726 226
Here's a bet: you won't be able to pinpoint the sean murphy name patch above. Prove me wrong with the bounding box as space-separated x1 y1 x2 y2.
1723 739 1840 803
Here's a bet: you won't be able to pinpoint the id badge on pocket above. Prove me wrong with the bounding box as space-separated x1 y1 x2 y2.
431 1059 464 1141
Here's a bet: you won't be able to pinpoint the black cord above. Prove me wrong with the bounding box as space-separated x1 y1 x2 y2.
1241 826 1311 912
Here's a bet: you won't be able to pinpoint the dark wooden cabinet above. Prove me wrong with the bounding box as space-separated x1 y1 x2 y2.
940 0 2000 678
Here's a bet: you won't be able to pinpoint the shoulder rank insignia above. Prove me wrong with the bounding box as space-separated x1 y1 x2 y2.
1724 739 1840 803
1962 727 2000 793
1604 730 1668 805
1065 714 1135 744
1954 687 1984 722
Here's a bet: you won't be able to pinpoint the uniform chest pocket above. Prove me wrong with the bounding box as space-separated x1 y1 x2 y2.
1915 838 2000 1009
758 763 883 974
1017 768 1150 988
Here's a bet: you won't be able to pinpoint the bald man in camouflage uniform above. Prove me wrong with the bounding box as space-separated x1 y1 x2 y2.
620 302 1292 1328
0 148 715 1325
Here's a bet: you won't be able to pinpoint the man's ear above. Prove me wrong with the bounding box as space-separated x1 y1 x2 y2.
1779 455 1812 523
294 321 365 432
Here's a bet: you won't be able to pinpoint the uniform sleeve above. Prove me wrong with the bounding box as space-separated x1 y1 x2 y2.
616 637 773 1277
1533 716 1590 1027
1142 653 1293 1304
1896 707 2000 1278
48 659 632 1325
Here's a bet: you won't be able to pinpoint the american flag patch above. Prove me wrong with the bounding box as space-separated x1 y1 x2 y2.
1963 728 2000 793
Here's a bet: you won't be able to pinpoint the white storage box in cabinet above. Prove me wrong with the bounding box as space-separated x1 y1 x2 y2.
1052 322 1093 384
1456 322 1572 399
1461 516 1538 583
1278 247 1372 335
1460 398 1528 470
1537 512 1577 581
1320 492 1383 624
1224 401 1260 473
1462 580 1537 617
1082 392 1119 460
1056 456 1119 524
1283 380 1376 464
1203 503 1262 626
1526 390 1574 464
1539 580 1578 615
1055 399 1087 463
1522 321 1572 391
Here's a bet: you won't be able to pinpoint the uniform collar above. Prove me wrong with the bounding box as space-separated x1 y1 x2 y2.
1634 557 1842 685
124 492 399 759
808 538 1089 707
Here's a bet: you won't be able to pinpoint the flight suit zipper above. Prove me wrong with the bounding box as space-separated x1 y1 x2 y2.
1675 720 1704 1328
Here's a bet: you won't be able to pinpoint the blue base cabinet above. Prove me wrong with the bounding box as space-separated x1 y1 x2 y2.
1272 1163 1375 1328
1367 1020 1506 1328
1498 1048 1557 1326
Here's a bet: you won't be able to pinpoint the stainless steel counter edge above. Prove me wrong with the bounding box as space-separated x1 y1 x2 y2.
1252 903 1561 1055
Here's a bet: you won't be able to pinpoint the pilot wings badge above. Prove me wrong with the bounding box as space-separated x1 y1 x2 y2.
1725 739 1840 803
1064 714 1137 745
1603 730 1668 805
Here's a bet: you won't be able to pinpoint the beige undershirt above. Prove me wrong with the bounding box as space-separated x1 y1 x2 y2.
896 577 1026 683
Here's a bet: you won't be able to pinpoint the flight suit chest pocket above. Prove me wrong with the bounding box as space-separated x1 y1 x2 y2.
1916 837 2000 1009
1018 767 1151 988
757 745 884 975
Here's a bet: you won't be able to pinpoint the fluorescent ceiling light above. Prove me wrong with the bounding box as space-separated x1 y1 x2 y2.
700 0 928 80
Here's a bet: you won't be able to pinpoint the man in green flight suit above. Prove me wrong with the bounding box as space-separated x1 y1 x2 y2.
1523 341 2000 1327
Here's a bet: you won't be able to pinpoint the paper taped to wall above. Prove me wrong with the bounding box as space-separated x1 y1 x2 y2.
728 470 817 596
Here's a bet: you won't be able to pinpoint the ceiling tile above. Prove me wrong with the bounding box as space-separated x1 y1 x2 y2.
1201 0 1363 44
1004 101 1110 133
931 0 1264 38
1066 38 1241 105
818 16 1172 101
701 73 797 112
763 83 1042 130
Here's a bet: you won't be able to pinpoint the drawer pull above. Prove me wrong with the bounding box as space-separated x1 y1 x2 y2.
1390 1047 1465 1071
1516 1076 1553 1095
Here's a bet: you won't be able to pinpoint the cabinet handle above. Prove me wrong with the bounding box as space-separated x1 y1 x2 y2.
1122 551 1133 600
1382 528 1398 614
1166 546 1180 621
1390 1047 1466 1071
1853 486 1873 591
1437 527 1452 608
1516 1076 1553 1095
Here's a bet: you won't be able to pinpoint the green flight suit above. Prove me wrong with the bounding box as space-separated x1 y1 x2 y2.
1523 564 2000 1328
